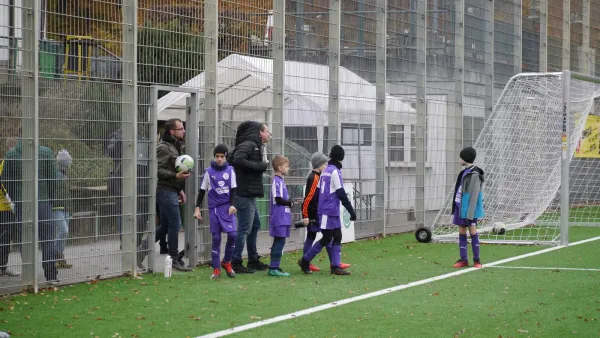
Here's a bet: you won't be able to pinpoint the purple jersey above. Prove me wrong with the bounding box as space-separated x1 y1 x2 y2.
201 165 237 209
317 164 344 217
270 175 292 228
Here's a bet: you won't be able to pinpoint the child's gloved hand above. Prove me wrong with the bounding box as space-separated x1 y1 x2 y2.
229 206 237 215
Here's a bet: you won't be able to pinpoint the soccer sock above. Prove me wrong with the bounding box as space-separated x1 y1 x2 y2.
459 234 468 262
330 244 341 268
471 233 480 262
223 232 236 263
303 242 324 262
211 232 222 269
303 232 316 256
325 240 333 261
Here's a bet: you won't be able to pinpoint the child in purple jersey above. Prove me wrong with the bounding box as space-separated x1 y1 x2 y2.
452 146 485 269
299 145 356 276
268 155 294 277
194 144 238 280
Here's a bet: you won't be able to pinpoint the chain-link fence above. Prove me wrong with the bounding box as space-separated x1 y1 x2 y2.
0 0 596 294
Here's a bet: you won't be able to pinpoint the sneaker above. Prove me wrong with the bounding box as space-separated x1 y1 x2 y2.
220 261 236 278
232 263 255 274
309 263 321 272
331 262 351 269
453 259 469 268
268 268 291 277
298 259 312 274
473 260 483 269
211 268 221 280
331 267 351 275
172 260 192 272
247 259 268 271
55 260 73 269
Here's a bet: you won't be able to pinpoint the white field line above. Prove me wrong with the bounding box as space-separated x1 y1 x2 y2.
196 235 600 338
488 266 600 272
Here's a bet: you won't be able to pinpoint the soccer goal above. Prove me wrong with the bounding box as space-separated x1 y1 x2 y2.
425 70 600 246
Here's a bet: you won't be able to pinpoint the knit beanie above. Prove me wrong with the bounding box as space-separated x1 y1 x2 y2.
214 144 229 157
56 149 72 171
460 146 477 164
329 145 345 162
310 152 328 169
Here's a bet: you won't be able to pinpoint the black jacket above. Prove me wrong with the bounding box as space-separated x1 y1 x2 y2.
302 170 320 220
231 121 268 198
156 132 185 192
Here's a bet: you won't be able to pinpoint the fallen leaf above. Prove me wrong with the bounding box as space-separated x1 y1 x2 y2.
250 316 262 320
24 316 30 319
96 317 103 320
136 316 145 320
517 329 528 333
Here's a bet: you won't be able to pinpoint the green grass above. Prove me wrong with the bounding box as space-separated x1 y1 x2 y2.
1 227 600 337
538 205 600 224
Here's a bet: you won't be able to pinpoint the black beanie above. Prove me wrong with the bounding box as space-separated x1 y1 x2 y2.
329 145 345 162
214 144 229 157
460 146 476 164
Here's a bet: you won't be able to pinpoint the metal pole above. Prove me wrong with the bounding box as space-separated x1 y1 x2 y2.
296 0 305 60
560 70 570 246
562 0 570 71
21 0 40 292
454 0 465 155
514 1 522 74
415 0 426 229
539 0 548 72
376 0 387 236
485 0 495 120
184 94 199 268
581 0 591 75
357 0 365 57
121 0 138 275
202 0 219 264
148 87 158 273
328 0 341 145
272 0 285 156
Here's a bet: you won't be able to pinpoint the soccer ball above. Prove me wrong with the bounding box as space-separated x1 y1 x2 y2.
491 222 506 235
175 155 194 173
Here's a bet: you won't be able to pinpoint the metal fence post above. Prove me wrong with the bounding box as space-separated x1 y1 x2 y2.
562 0 570 71
581 0 591 75
272 0 285 156
454 0 465 163
148 87 158 273
202 0 219 263
121 0 138 275
539 0 548 72
514 1 522 74
376 0 387 235
184 94 200 267
328 0 341 146
415 0 427 228
485 0 495 121
20 0 40 292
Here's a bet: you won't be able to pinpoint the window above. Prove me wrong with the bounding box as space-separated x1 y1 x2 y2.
388 124 404 162
285 126 318 153
341 123 372 146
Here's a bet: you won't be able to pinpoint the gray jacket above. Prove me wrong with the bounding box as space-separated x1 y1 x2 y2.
452 166 485 220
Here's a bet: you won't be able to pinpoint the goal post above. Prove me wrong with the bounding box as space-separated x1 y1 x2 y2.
426 70 600 246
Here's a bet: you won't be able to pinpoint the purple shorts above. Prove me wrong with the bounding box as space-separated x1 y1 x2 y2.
307 222 321 233
270 224 291 238
209 205 236 233
319 215 341 230
453 204 478 227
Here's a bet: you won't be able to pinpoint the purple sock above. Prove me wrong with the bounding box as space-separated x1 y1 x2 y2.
325 241 333 262
303 234 315 256
303 242 324 262
211 232 222 269
459 234 468 262
330 245 341 268
471 233 480 262
223 232 236 263
269 260 280 269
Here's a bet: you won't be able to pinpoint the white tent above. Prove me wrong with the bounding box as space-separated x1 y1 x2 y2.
157 54 416 124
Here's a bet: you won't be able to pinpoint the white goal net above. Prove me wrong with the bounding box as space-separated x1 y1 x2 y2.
430 71 600 245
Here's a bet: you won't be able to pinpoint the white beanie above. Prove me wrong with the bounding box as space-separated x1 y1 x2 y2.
56 149 72 171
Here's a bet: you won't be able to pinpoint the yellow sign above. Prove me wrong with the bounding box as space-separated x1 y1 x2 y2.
576 115 600 158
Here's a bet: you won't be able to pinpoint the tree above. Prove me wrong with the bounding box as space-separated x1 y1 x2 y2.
137 20 204 87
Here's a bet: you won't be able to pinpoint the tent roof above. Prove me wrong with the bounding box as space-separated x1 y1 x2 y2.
157 54 416 121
